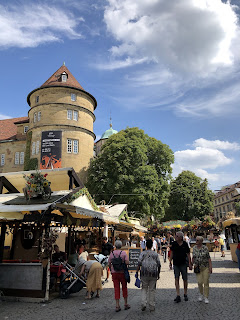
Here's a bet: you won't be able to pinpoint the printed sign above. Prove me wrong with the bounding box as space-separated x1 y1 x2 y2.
128 248 141 270
40 131 62 169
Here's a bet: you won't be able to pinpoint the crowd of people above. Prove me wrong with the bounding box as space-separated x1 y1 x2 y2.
50 231 237 312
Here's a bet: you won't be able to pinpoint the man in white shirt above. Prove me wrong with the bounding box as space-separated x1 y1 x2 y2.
152 237 157 252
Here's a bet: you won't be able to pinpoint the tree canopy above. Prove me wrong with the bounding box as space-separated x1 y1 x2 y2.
86 127 174 218
166 170 214 221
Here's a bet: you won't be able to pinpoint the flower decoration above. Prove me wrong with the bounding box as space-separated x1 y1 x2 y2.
23 170 51 198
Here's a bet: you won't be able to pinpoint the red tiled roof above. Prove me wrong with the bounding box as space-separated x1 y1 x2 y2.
41 65 84 90
0 117 29 141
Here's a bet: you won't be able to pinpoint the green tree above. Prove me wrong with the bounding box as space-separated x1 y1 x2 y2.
166 170 214 221
86 127 174 218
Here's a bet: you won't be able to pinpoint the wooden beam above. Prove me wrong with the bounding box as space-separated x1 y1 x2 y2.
68 169 84 189
0 176 19 194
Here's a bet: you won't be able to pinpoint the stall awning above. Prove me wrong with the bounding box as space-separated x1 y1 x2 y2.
56 203 119 224
223 218 240 228
0 191 70 221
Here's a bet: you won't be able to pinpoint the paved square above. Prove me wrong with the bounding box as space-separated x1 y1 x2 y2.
0 252 239 320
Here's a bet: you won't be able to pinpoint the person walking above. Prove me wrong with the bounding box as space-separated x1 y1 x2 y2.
235 242 240 272
167 231 175 270
170 231 192 303
136 239 161 312
140 236 146 251
155 236 161 254
219 236 225 257
152 237 157 252
192 236 212 304
108 240 130 312
101 236 113 283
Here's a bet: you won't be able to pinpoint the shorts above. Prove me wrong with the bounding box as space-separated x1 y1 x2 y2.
221 245 224 251
173 264 188 281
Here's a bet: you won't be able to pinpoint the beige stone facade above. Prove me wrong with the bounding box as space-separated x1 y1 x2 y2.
0 140 26 173
0 65 97 183
214 181 240 220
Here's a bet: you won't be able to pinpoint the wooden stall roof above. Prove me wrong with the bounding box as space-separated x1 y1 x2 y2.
0 167 83 194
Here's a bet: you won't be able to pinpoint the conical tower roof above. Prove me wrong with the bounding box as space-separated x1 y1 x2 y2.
41 64 84 90
27 64 97 109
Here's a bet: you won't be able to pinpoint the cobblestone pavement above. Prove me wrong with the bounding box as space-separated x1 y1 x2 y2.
0 252 239 320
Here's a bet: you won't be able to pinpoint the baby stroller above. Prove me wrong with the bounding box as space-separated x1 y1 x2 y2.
94 254 108 268
59 262 86 299
94 254 109 285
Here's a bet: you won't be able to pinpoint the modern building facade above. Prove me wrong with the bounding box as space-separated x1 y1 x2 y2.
0 64 97 182
213 181 240 220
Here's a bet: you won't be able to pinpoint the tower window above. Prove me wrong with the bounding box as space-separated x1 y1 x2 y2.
38 111 41 121
15 152 20 165
67 139 78 154
1 154 5 166
34 112 37 123
71 93 76 101
62 73 67 82
36 96 39 103
24 126 28 133
73 110 78 121
67 139 72 153
67 110 73 120
73 140 79 154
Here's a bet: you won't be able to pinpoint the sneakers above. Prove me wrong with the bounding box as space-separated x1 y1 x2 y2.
184 294 188 301
198 295 203 302
204 298 209 304
174 296 181 303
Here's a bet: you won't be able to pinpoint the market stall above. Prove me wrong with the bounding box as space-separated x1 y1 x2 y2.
223 217 240 262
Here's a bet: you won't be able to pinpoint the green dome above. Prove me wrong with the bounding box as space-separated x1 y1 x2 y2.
101 126 118 139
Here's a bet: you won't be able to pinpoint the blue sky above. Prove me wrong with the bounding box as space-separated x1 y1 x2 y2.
0 0 240 191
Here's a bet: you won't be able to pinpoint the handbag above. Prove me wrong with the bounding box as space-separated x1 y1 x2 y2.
134 273 141 288
135 277 141 288
194 264 200 273
123 263 130 283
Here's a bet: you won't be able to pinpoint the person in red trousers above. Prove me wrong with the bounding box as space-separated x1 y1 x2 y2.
108 240 130 312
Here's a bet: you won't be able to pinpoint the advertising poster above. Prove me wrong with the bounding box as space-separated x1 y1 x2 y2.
40 131 62 169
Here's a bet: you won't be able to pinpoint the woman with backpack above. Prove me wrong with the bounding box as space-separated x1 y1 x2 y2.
108 240 130 312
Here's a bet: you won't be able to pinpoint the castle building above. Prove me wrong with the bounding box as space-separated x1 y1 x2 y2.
95 120 118 156
0 64 97 182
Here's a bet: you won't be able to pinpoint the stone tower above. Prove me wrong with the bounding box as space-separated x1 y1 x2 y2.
26 64 97 182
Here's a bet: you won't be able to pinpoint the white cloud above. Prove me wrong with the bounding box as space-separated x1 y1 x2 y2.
175 147 232 170
193 138 240 150
0 4 83 49
172 137 240 189
95 57 148 70
104 0 239 75
0 114 11 120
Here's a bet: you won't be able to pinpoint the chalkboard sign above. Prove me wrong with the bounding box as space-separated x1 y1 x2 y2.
128 248 141 270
